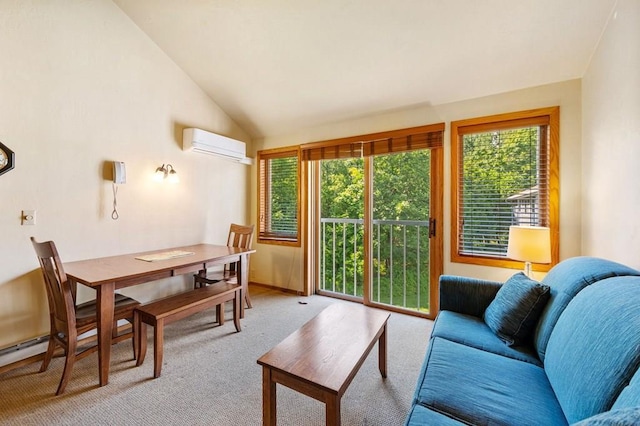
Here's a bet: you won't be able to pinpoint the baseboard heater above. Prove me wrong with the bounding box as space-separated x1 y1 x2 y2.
0 320 130 368
0 335 48 367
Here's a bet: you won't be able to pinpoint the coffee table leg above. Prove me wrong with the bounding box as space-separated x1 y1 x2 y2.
379 322 387 378
262 367 277 426
326 396 341 426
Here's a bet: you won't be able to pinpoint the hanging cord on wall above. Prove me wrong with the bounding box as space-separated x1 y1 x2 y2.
111 182 119 220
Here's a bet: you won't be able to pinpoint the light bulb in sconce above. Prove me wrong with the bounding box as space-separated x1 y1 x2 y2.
154 164 167 182
166 165 179 184
154 163 179 183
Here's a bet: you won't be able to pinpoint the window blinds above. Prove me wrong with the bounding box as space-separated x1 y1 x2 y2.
301 123 444 161
456 119 550 257
258 149 299 241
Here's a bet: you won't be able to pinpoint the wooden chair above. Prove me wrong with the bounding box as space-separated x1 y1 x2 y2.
30 237 140 395
194 223 254 310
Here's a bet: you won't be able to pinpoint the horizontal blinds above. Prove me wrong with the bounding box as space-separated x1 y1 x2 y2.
302 142 364 161
258 150 299 241
364 132 443 156
301 123 444 161
458 124 550 257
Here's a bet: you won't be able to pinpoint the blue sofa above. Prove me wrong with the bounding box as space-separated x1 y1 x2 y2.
405 257 640 425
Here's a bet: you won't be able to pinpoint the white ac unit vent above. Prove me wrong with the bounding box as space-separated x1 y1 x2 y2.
182 128 253 165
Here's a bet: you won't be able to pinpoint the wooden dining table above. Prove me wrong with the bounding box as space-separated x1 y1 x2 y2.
63 243 255 387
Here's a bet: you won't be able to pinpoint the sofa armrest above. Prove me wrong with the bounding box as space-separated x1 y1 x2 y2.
439 275 503 318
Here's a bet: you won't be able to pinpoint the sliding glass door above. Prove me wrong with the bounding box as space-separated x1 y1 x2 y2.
318 157 365 299
370 150 432 312
313 146 442 318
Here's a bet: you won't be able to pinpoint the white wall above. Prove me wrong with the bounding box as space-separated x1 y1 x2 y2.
0 1 251 349
582 0 640 267
252 79 583 292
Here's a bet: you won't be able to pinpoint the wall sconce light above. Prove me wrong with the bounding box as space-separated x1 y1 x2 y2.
154 164 179 183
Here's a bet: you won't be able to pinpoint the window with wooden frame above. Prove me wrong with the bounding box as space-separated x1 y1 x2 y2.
257 147 301 246
450 107 559 270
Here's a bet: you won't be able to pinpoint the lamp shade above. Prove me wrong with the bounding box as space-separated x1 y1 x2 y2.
507 226 551 264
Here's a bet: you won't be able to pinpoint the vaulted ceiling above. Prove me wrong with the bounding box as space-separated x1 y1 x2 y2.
113 0 616 139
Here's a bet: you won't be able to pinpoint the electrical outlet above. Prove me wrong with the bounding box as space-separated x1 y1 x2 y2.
22 210 36 226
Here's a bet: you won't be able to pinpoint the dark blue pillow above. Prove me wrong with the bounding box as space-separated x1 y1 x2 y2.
484 272 550 346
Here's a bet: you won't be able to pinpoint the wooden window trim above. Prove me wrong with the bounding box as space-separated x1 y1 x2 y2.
450 107 560 271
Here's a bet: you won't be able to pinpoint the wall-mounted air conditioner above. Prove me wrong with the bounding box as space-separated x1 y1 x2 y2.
182 128 253 165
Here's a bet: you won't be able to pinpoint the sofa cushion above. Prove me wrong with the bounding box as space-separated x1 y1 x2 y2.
572 407 640 426
404 403 465 426
415 337 567 426
439 275 502 317
483 272 550 346
431 310 542 366
534 257 640 362
613 366 640 410
544 277 640 424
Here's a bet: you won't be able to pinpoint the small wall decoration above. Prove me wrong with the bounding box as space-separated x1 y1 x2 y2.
0 141 15 176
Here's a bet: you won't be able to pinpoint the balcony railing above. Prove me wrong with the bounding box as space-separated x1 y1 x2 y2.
319 218 431 312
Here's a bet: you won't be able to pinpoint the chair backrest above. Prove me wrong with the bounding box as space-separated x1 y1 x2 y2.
227 223 254 249
226 224 254 274
30 237 77 334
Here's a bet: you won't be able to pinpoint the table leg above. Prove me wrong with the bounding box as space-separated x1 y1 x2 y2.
326 395 341 426
262 367 277 426
96 282 115 386
238 254 250 318
241 256 252 310
379 322 387 378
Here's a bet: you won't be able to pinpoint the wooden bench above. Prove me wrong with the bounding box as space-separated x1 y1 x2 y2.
134 282 242 378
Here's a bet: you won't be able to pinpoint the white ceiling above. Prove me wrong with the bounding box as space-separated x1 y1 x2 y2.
113 0 616 139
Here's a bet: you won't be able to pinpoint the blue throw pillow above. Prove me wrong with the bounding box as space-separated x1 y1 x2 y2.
484 272 550 346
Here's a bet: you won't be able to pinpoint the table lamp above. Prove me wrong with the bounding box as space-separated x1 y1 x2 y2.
507 225 551 277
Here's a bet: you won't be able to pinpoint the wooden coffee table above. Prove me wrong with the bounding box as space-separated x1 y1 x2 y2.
257 303 390 426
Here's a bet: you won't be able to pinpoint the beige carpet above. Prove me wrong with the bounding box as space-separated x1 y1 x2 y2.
0 287 433 425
